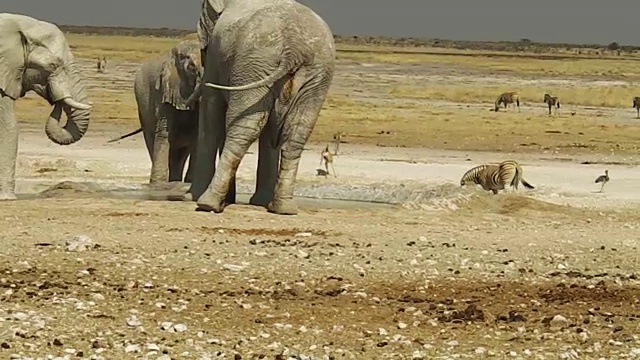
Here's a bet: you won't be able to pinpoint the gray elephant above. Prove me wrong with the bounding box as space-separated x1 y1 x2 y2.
184 0 336 215
0 13 92 200
108 40 202 183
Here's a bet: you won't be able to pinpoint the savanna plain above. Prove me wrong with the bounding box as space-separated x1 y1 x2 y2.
3 32 640 359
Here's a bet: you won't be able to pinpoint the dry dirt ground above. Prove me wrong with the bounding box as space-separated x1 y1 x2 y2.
2 55 640 360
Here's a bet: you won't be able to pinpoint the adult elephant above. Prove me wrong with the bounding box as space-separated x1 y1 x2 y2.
108 40 202 183
0 13 92 200
185 0 336 215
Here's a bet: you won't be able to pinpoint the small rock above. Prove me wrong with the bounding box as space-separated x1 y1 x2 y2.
126 315 141 327
147 343 160 351
124 344 140 353
295 232 312 237
65 235 95 252
397 322 407 329
222 264 245 272
550 315 569 328
173 323 187 332
12 312 28 321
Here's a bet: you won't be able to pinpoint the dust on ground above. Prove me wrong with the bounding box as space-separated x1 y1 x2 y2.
2 56 640 359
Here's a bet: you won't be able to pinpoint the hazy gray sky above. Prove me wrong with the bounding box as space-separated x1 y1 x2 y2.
2 1 636 45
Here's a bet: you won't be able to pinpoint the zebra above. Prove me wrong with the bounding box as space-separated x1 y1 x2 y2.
595 169 609 193
494 91 520 112
319 145 336 178
332 131 344 155
633 97 640 119
544 93 560 115
96 56 107 73
460 160 534 194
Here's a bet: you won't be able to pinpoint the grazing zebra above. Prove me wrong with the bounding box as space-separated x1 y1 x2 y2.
96 56 107 73
332 131 344 155
543 93 560 115
460 160 534 194
494 91 520 112
319 145 336 178
595 169 609 193
633 97 640 119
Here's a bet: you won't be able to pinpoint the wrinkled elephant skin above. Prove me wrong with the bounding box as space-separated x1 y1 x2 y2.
0 13 92 200
108 40 203 184
187 0 336 215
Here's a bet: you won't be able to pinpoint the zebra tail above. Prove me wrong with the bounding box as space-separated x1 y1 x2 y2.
521 178 535 189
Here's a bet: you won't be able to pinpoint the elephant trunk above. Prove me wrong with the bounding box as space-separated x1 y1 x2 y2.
44 62 92 145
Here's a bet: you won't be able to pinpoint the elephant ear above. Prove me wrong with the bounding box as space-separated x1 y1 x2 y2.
0 28 28 99
197 0 225 51
157 57 189 111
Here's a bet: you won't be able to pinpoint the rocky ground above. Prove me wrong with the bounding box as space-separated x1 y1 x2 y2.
1 57 640 360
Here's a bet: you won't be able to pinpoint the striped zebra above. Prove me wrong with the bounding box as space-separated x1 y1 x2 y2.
633 97 640 119
543 93 560 115
494 91 520 112
460 160 535 194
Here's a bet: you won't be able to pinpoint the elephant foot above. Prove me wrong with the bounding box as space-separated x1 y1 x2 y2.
249 192 273 208
195 190 226 213
0 192 17 201
267 198 298 215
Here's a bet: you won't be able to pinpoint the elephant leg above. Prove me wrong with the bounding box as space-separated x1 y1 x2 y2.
169 146 189 182
0 97 18 200
268 73 332 215
139 109 154 160
249 111 280 207
185 90 226 201
196 91 273 213
216 121 237 205
149 105 171 184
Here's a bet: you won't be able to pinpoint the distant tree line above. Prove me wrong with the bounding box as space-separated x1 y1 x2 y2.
56 24 640 54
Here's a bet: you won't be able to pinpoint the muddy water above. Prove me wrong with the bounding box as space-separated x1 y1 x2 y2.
15 180 396 210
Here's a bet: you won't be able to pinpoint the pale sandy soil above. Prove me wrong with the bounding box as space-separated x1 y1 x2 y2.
1 57 640 360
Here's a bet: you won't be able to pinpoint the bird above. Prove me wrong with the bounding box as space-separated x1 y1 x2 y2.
595 170 609 193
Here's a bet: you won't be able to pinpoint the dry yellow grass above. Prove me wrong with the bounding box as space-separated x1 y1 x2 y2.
66 34 640 77
390 84 635 109
337 46 640 77
311 94 640 155
14 33 637 156
67 34 179 62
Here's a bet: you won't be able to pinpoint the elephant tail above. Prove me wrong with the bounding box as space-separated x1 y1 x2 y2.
106 127 143 143
204 48 306 91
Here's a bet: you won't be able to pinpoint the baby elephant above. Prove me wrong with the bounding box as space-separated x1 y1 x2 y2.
108 40 202 184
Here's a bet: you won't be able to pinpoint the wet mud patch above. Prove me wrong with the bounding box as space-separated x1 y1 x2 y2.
35 181 103 198
29 181 188 201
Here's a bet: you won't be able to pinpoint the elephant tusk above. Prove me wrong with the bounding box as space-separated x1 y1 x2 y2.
62 97 92 110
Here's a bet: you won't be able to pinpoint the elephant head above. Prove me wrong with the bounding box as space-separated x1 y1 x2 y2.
0 13 92 145
157 39 203 111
